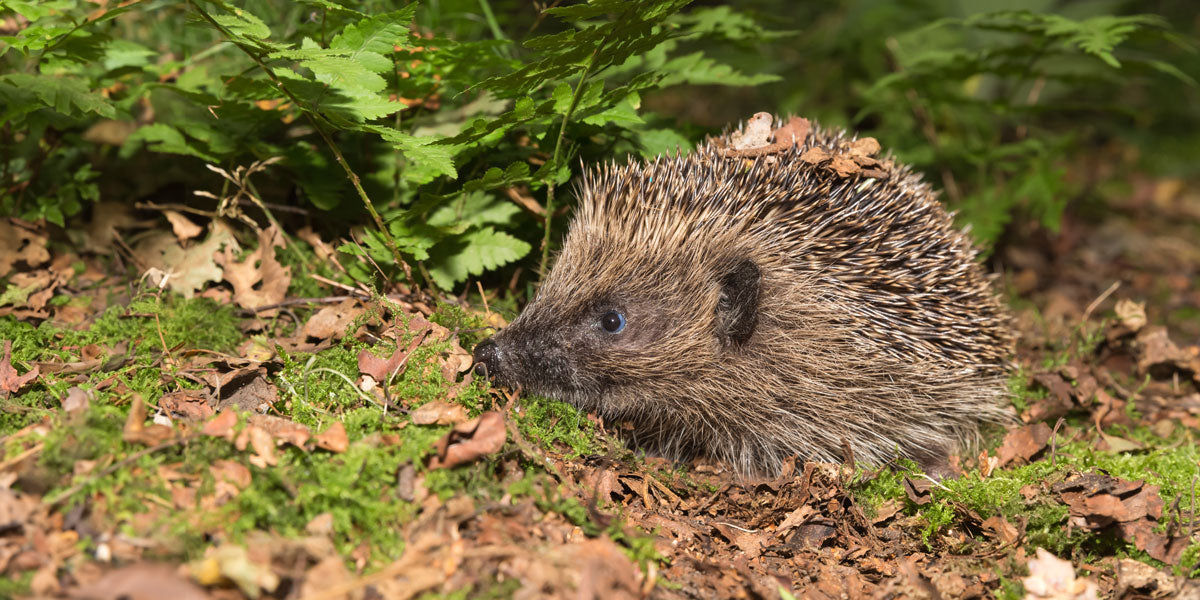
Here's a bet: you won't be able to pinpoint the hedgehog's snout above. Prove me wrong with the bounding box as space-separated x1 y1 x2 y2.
472 338 500 379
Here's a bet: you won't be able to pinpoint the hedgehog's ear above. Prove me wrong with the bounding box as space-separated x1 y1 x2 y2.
715 258 760 348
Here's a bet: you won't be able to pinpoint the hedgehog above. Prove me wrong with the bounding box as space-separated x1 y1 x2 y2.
472 113 1014 476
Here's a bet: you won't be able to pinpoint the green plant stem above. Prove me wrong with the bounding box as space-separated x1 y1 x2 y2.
539 44 603 280
477 0 506 42
188 1 418 292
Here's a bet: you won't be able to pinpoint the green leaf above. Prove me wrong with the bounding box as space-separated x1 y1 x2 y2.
427 191 522 228
102 39 155 70
369 126 458 183
426 227 532 290
0 74 116 119
331 9 416 56
213 8 272 41
121 123 217 161
635 127 693 158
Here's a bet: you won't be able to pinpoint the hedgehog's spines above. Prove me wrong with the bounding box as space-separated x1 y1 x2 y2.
494 115 1013 476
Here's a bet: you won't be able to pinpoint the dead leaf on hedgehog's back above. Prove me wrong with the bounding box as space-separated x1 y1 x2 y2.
730 111 774 150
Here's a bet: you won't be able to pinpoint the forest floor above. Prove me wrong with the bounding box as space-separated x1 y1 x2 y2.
1 171 1199 599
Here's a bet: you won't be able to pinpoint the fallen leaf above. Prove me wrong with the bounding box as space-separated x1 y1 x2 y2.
358 326 429 382
440 343 474 382
728 112 773 150
300 298 365 341
0 340 40 397
1053 472 1189 564
61 386 91 414
981 515 1020 545
315 421 348 453
235 425 278 468
122 394 175 446
1113 299 1147 332
212 367 277 413
0 220 51 277
1114 558 1179 598
163 210 203 241
158 389 213 421
135 221 236 298
1022 548 1098 600
218 225 292 315
68 563 207 600
1135 326 1191 378
996 422 1052 466
247 414 310 448
202 409 239 440
210 460 252 491
903 476 933 505
428 411 506 469
719 115 811 157
411 400 468 425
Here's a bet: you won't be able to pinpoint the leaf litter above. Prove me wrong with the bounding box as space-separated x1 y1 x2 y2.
0 179 1199 599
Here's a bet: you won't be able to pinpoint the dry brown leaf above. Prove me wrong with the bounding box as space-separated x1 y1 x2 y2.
315 421 349 453
411 400 469 425
981 515 1020 545
296 226 337 263
301 298 365 341
210 460 252 504
201 410 238 439
428 411 506 469
247 414 311 448
0 340 39 397
358 324 429 382
729 112 774 150
996 422 1053 466
1113 299 1147 331
440 343 474 382
122 394 175 446
0 220 50 277
1022 548 1098 600
236 425 278 468
83 202 140 254
135 221 236 298
68 563 207 600
158 389 212 421
218 225 292 315
62 386 91 415
163 210 203 241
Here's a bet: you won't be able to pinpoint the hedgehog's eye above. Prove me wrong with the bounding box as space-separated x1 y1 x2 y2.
600 310 626 333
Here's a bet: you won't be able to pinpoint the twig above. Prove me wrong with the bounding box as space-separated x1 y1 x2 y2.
1081 281 1121 324
1050 417 1065 467
476 280 491 319
0 442 43 473
692 483 732 517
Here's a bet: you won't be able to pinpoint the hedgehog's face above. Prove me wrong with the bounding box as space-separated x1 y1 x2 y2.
472 238 762 414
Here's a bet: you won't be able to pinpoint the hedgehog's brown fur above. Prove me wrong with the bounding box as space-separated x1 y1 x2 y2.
473 116 1014 476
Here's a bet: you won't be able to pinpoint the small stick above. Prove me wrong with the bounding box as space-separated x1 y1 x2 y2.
1050 417 1065 467
1081 280 1121 324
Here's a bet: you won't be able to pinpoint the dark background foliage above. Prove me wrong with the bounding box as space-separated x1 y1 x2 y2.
2 0 1197 296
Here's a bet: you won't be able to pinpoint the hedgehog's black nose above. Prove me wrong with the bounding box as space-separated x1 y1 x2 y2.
473 338 499 378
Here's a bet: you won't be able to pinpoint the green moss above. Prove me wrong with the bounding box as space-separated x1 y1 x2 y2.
0 569 33 597
1181 542 1200 578
513 395 601 459
0 296 240 434
429 302 490 350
